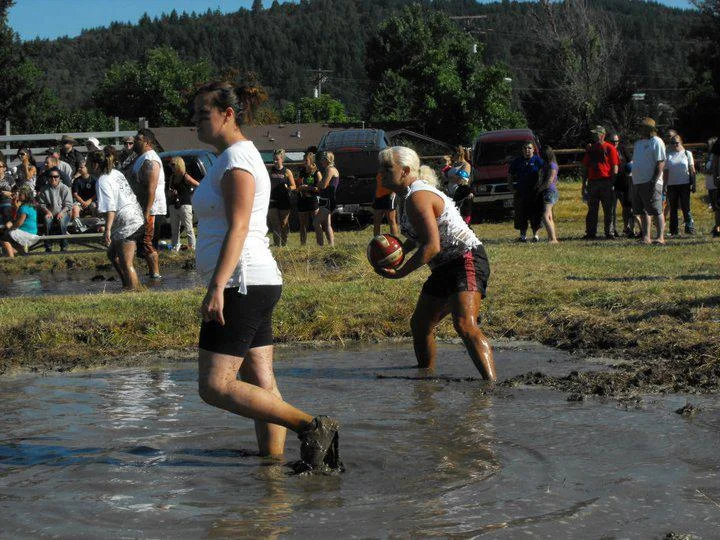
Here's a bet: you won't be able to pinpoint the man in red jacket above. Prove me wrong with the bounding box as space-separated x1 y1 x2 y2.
582 125 619 239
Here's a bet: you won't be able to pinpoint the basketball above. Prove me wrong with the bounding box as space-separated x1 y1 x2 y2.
367 234 404 269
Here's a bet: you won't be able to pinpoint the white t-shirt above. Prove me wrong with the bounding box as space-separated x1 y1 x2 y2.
192 140 281 292
96 169 145 242
131 149 167 216
665 150 694 186
631 136 666 185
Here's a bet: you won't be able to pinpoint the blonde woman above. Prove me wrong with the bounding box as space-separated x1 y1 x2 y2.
268 149 296 246
167 156 198 251
376 146 495 380
315 151 339 246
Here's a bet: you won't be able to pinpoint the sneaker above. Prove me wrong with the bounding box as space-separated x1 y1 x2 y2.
149 273 162 279
515 236 527 243
685 227 695 235
531 235 539 243
298 415 342 471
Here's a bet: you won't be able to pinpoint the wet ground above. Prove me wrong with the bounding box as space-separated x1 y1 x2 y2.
1 342 718 538
0 266 202 296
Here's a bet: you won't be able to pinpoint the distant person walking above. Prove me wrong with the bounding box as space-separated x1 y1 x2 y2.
664 133 696 236
191 81 341 470
131 128 166 279
631 117 667 244
90 148 145 291
581 126 619 239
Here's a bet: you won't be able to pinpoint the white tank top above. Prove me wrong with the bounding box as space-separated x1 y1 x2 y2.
192 140 282 293
400 180 481 268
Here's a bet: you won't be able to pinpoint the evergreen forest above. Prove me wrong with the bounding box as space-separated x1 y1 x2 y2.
4 0 720 146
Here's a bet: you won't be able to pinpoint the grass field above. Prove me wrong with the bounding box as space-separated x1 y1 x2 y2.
0 176 718 395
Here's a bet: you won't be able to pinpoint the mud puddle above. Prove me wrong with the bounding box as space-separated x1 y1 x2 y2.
1 342 718 537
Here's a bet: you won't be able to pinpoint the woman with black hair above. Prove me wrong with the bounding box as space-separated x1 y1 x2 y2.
191 81 341 471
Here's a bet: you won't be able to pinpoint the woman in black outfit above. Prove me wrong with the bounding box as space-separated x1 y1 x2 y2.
267 149 296 246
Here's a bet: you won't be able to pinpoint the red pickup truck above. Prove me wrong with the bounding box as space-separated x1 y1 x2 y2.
470 128 540 219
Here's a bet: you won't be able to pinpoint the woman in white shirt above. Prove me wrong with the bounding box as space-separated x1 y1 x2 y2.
375 146 496 381
192 81 341 471
664 134 696 236
89 148 145 291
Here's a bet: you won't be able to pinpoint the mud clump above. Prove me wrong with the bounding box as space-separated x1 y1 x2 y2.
675 403 700 417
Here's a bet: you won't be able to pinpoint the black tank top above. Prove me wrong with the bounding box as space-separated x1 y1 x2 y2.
269 166 290 203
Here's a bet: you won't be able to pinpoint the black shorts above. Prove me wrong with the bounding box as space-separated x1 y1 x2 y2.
199 285 282 357
373 194 396 211
297 196 319 213
421 245 490 299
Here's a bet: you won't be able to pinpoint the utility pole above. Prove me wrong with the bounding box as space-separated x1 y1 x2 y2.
307 67 332 98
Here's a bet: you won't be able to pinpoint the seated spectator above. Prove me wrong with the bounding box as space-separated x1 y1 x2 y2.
36 167 73 252
0 159 15 222
37 155 72 191
70 161 98 231
59 135 83 175
13 147 37 193
85 137 103 153
118 136 136 177
45 147 73 180
1 185 39 257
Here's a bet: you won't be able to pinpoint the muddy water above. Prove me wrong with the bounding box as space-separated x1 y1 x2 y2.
1 342 719 538
0 267 202 296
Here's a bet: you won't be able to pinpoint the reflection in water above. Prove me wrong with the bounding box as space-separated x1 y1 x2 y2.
0 268 203 297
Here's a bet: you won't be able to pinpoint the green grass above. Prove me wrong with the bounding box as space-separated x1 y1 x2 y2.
1 176 719 381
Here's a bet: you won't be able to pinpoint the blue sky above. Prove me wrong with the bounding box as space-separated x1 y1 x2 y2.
9 0 696 41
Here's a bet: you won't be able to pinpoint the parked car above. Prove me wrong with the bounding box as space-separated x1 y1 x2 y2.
470 128 540 220
317 128 390 224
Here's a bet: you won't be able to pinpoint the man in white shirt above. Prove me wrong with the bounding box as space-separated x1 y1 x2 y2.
131 128 166 279
631 117 666 244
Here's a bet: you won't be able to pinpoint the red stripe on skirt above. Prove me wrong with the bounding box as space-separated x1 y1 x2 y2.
463 250 477 291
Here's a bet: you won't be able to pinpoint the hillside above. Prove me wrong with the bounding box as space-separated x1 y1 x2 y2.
22 0 700 127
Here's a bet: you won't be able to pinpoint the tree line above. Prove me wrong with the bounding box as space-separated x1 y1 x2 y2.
1 0 717 148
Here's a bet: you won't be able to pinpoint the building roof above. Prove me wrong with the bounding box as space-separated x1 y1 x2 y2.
151 123 332 153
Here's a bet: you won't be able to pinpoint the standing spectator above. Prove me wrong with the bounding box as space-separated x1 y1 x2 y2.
372 172 399 237
267 149 296 247
710 136 720 237
46 147 73 180
508 141 544 242
118 136 136 177
296 151 321 246
664 134 696 236
537 146 560 243
13 147 37 192
167 156 198 252
631 117 667 245
608 133 636 237
131 128 166 279
37 167 73 252
91 148 145 291
581 126 619 239
70 160 97 231
0 160 15 222
446 145 473 224
85 137 103 153
1 185 39 257
315 151 339 246
59 135 83 175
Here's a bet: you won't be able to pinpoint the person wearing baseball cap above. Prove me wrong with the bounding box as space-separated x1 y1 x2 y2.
631 117 667 244
85 137 103 152
581 125 619 239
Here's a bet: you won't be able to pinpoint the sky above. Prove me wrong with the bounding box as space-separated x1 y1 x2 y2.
8 0 697 42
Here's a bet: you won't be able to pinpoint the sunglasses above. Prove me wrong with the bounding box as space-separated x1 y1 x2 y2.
124 141 133 145
18 152 27 156
49 175 60 179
